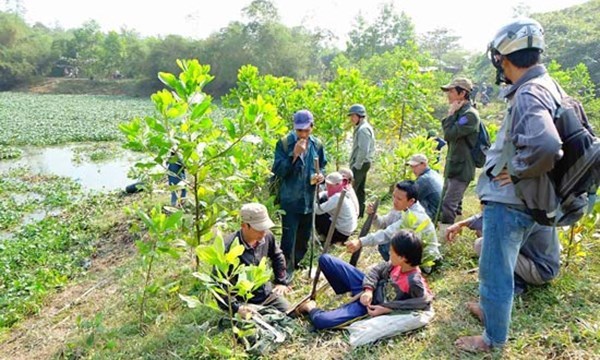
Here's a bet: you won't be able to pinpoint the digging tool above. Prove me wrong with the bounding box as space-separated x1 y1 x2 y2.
309 189 347 300
349 198 380 267
285 282 328 316
307 157 320 280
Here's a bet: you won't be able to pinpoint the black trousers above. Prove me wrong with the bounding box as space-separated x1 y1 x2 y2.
352 162 370 218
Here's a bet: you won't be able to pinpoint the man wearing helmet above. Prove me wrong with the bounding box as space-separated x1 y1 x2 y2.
455 18 563 352
348 104 375 218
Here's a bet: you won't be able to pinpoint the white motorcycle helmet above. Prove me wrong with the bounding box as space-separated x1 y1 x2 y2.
488 18 545 84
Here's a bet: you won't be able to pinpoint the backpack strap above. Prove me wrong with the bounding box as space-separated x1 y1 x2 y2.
281 134 289 154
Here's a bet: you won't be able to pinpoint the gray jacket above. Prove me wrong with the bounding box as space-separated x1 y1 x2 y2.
477 65 563 212
350 119 375 170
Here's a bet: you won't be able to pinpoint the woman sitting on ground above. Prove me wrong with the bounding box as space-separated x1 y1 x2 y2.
297 230 433 330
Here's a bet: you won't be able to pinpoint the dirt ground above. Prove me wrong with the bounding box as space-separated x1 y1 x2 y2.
0 222 136 360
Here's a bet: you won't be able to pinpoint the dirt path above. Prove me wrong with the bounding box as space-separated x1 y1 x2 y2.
0 224 136 360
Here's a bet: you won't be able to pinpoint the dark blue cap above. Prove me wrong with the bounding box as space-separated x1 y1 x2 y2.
293 110 314 130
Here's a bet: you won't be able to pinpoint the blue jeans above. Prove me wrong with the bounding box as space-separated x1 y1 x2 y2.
309 254 368 329
479 202 534 347
168 174 187 206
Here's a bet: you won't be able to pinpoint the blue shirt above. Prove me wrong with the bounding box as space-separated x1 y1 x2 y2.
272 132 327 214
416 168 443 220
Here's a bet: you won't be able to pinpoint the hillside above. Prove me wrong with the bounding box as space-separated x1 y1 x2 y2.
17 78 149 97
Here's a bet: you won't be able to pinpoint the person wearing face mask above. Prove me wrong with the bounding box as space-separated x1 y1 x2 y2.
314 172 359 245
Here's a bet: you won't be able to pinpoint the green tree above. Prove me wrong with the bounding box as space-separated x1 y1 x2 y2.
101 31 125 76
0 11 54 89
346 2 415 61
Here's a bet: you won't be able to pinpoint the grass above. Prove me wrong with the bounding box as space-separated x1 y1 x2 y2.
26 187 599 360
0 168 132 330
0 92 597 358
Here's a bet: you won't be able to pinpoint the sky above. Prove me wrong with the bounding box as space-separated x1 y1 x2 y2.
7 0 590 53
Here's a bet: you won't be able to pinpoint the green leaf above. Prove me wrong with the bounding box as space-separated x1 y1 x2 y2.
179 294 202 309
225 243 245 263
223 118 236 138
164 211 183 230
158 72 178 89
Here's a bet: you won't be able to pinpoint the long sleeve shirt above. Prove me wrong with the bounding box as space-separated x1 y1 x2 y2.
476 65 562 209
315 191 358 236
216 230 287 313
272 133 327 214
416 168 443 220
362 261 433 311
350 119 375 170
360 202 441 261
442 103 480 182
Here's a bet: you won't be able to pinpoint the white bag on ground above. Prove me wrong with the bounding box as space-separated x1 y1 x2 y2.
345 309 435 347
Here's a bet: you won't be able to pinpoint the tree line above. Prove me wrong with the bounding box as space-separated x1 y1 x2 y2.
1 0 599 98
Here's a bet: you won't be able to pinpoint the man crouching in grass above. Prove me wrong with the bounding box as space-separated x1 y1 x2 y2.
297 230 433 330
217 203 291 318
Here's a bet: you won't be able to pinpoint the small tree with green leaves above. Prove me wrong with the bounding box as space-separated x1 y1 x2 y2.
120 60 282 271
133 205 185 331
180 235 271 355
317 67 383 169
377 135 443 193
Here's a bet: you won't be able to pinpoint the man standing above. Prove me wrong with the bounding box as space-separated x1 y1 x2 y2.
455 18 563 352
407 154 443 221
439 78 480 225
348 104 375 218
272 110 327 280
220 203 291 317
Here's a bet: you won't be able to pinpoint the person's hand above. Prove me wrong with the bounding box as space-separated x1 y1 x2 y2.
493 168 513 187
272 284 291 296
313 173 325 184
345 238 362 253
448 100 466 116
445 223 463 242
367 305 392 317
293 138 307 158
238 305 256 319
366 203 376 215
360 290 373 306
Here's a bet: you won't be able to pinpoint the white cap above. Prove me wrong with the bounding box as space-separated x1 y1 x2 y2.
240 203 275 231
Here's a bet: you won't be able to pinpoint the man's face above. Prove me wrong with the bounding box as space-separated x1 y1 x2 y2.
295 127 312 139
392 188 414 211
241 223 267 244
326 182 344 197
445 87 466 103
410 163 427 177
348 114 361 126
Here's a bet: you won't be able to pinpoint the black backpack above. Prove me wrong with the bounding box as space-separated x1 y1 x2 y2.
529 79 600 226
470 121 491 168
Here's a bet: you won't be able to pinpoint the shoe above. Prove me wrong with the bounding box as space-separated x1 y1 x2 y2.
514 275 527 296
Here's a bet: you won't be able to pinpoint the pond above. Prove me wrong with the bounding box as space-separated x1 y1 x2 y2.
0 144 141 192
